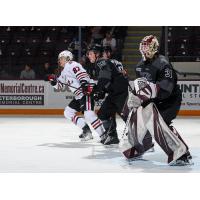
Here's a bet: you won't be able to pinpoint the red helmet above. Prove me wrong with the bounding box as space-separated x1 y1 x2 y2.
139 35 159 61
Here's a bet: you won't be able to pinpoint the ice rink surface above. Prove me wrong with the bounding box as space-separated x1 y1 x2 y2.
0 116 199 173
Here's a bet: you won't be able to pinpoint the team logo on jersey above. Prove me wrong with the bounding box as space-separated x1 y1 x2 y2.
97 60 106 68
141 72 152 81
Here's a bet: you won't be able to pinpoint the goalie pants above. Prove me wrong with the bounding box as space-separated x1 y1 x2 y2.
156 89 182 125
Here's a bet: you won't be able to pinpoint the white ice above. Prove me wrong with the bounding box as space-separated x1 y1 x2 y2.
0 116 199 172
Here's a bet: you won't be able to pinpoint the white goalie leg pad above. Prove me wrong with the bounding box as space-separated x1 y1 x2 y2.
119 109 134 153
128 106 148 145
64 106 86 129
121 90 141 120
142 103 187 164
119 107 148 159
84 110 105 136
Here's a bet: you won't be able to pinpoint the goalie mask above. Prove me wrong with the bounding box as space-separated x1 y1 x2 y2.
139 35 159 61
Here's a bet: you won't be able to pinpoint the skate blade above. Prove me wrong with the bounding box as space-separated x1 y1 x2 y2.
169 159 194 166
103 143 119 148
146 147 155 153
126 155 144 162
80 136 93 142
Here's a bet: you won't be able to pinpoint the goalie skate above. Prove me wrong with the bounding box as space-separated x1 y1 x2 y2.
146 143 155 153
169 151 193 166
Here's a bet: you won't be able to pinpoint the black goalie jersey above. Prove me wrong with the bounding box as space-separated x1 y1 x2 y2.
135 54 182 103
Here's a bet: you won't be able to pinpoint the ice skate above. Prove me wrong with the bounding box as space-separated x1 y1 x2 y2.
146 143 155 153
101 129 119 145
124 147 144 161
79 125 93 141
99 131 109 144
103 135 120 145
169 151 193 166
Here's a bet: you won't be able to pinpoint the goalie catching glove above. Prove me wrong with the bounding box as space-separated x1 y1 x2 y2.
133 77 159 102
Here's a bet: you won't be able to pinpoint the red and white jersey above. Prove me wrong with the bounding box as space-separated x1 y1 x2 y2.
54 61 93 99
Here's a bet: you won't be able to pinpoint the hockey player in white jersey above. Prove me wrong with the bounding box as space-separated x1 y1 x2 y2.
45 50 105 141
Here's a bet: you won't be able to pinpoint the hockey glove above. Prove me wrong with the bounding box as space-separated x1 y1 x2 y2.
44 74 57 86
81 81 94 95
93 91 105 101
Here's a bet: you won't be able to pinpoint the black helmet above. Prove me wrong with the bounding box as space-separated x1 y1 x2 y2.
88 44 102 53
102 45 112 53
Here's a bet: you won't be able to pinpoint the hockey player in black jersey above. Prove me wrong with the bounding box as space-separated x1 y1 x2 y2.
102 46 126 75
102 45 154 150
120 35 192 165
87 44 129 145
100 46 126 143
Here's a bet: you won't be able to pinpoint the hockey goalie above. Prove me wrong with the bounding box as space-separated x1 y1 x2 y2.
119 35 193 166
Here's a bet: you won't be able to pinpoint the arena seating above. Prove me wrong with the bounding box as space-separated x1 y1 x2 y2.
0 26 127 79
161 26 200 62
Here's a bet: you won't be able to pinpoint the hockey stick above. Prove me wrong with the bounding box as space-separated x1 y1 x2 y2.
57 80 82 91
57 80 97 94
128 82 134 93
47 73 89 91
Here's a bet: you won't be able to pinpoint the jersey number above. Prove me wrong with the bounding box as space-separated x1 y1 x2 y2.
164 68 173 78
73 67 80 74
